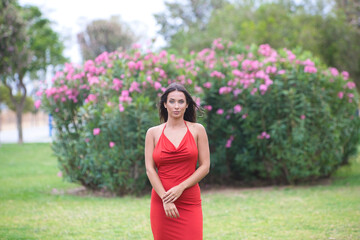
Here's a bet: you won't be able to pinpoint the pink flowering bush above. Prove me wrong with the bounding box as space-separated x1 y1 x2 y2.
201 40 360 184
37 39 360 194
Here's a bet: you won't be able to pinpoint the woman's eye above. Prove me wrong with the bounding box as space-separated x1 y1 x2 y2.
179 100 184 104
169 100 175 103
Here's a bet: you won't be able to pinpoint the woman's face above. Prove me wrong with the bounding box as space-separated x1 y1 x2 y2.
164 90 188 119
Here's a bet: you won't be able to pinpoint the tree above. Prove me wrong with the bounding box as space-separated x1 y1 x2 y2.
154 0 229 46
77 16 138 61
0 84 8 145
0 0 67 144
335 0 360 30
157 0 360 90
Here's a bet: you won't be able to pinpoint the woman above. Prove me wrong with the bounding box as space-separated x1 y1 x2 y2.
145 82 210 240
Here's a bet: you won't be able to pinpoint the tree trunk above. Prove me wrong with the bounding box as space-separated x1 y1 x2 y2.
16 107 23 144
0 110 2 147
16 78 26 144
5 75 27 144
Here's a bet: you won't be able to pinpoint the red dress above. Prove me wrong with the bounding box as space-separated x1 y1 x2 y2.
150 121 202 240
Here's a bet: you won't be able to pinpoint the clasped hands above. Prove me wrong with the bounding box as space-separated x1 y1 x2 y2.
162 185 185 219
162 185 184 203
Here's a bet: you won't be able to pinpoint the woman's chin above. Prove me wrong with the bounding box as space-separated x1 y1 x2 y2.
170 113 183 119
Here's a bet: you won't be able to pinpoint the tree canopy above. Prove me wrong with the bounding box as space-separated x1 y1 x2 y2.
0 0 67 143
154 0 360 89
77 16 138 61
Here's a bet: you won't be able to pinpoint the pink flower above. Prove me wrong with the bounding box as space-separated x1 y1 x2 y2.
300 115 306 120
232 69 243 77
266 66 277 74
119 90 132 103
278 70 286 75
330 67 339 76
342 71 349 80
88 76 99 85
109 142 115 148
303 59 315 66
119 103 125 112
216 109 224 115
258 44 273 57
212 38 224 50
259 84 268 94
347 81 356 89
36 90 43 96
233 88 242 97
194 97 201 106
136 61 144 70
219 86 232 95
225 139 232 148
129 81 141 92
85 94 97 103
230 61 238 68
154 81 162 90
85 138 90 143
304 66 317 73
242 114 248 119
159 50 167 58
286 50 296 61
132 43 141 49
57 171 62 177
203 82 212 89
93 128 101 136
225 135 234 148
338 92 344 99
210 71 225 79
250 88 258 95
120 90 129 97
233 104 242 114
204 105 212 111
242 60 262 71
112 78 123 91
128 61 136 70
258 131 270 139
195 86 203 93
34 100 41 109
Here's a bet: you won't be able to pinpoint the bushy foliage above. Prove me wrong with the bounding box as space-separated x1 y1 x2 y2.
37 40 360 194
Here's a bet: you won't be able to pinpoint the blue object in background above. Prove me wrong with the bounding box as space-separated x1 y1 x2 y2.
49 114 52 137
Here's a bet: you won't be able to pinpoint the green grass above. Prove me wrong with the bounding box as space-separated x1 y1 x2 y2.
0 143 359 239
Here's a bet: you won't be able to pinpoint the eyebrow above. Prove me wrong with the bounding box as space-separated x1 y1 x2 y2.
168 98 185 100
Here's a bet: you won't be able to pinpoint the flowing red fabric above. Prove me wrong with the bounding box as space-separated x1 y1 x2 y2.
150 121 202 240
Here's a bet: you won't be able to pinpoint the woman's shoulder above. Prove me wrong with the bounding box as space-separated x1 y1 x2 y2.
147 123 165 135
186 121 206 132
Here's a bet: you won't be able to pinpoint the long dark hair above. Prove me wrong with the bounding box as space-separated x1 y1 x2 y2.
159 82 199 123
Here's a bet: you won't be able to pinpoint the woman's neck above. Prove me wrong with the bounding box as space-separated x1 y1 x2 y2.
166 117 185 128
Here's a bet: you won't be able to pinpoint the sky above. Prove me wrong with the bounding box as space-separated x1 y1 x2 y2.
19 0 167 64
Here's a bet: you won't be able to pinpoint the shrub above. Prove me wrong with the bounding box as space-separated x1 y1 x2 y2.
37 40 360 194
201 41 360 184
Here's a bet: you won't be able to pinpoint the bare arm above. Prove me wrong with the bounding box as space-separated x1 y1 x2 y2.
145 127 166 198
145 127 180 218
163 123 210 203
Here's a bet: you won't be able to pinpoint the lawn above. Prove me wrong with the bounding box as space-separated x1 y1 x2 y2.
0 143 359 239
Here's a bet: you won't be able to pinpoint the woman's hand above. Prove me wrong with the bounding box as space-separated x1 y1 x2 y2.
162 185 185 203
163 202 180 218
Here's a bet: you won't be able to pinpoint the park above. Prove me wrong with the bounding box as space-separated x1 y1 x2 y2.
1 0 360 239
